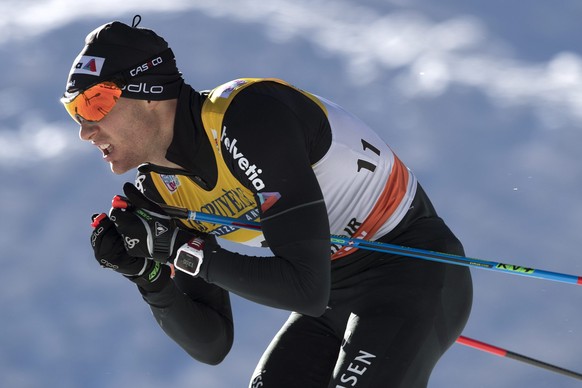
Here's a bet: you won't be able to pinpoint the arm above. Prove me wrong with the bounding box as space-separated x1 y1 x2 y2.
140 272 233 365
200 201 331 316
197 83 332 316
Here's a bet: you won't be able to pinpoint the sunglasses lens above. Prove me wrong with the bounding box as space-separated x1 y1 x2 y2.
61 81 122 124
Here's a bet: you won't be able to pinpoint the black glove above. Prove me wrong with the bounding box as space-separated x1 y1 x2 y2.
90 213 171 291
109 182 188 263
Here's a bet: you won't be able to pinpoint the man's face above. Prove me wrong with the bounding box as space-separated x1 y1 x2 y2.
79 97 159 174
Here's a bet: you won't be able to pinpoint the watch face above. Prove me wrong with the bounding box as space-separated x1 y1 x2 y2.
174 251 200 276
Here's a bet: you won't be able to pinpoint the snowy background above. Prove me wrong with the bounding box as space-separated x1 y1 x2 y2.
1 1 581 387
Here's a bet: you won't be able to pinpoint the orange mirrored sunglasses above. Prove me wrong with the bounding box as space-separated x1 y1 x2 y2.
60 81 122 124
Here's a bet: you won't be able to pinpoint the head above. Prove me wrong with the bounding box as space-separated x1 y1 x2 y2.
61 15 183 174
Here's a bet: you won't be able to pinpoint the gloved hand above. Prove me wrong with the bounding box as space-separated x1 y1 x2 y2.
109 182 187 263
90 213 171 291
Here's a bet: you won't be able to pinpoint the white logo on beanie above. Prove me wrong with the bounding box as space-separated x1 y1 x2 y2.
72 55 106 76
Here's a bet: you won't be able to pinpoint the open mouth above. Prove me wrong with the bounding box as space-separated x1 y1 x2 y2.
98 143 112 157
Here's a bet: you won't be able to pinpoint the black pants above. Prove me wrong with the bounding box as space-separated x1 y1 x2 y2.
249 196 473 387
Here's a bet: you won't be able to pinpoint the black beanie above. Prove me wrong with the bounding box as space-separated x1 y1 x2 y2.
64 16 183 100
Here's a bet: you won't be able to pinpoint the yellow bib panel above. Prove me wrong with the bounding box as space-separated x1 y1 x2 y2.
148 78 293 247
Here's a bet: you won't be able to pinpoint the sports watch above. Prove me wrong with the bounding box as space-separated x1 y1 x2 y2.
174 237 205 277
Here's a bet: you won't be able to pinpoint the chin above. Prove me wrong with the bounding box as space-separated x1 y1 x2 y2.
109 162 133 175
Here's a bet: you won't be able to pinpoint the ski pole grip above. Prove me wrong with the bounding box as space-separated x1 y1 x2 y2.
112 195 131 210
90 213 107 228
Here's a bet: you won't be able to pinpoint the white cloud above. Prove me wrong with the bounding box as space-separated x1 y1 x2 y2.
0 119 84 167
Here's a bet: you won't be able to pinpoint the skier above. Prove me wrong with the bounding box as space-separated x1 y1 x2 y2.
61 17 472 388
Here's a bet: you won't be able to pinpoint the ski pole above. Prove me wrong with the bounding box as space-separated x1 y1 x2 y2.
456 336 582 380
329 235 582 286
159 204 582 287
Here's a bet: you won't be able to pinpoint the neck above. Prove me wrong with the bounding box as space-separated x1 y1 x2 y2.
148 99 184 169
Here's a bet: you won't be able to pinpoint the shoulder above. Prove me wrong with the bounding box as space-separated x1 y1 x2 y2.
206 78 312 108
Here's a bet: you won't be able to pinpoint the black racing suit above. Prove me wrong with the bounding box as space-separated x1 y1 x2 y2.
134 79 473 387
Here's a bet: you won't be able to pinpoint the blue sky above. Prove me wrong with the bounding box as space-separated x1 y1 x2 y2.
1 1 581 387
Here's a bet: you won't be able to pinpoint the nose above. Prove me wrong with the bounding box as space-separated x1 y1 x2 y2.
79 122 98 141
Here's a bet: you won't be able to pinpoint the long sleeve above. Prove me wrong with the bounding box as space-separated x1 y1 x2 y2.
200 203 331 316
139 271 234 365
197 82 333 316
